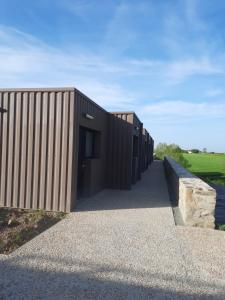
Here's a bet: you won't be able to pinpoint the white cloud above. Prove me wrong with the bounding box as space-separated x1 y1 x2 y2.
184 0 206 31
103 3 137 55
103 1 152 56
137 100 225 126
58 0 97 20
165 58 222 84
0 25 137 110
0 24 225 122
1 1 225 152
205 88 224 97
78 80 136 110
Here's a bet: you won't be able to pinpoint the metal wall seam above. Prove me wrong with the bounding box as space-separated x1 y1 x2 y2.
66 91 75 212
0 93 8 206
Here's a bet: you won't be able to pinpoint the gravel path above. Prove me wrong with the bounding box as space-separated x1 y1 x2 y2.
1 161 225 299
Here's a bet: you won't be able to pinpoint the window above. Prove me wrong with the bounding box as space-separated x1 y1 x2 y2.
82 129 101 158
85 130 95 158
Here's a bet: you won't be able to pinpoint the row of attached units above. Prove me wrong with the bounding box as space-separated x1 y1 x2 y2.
141 128 154 172
0 87 154 212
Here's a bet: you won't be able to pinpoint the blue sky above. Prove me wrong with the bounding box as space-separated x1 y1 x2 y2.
0 0 225 152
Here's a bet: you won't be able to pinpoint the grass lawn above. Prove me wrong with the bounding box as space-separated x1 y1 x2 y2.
183 153 225 186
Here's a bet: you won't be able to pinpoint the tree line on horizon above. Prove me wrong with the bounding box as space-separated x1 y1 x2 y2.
154 143 224 169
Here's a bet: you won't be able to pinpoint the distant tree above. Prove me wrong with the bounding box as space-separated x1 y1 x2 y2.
191 149 200 153
203 148 207 153
181 149 188 153
155 143 191 168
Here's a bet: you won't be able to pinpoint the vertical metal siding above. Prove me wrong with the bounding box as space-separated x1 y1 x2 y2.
111 112 143 185
0 89 74 212
138 122 143 180
141 129 147 172
0 93 8 207
0 88 154 211
70 90 108 203
107 114 132 189
141 128 154 168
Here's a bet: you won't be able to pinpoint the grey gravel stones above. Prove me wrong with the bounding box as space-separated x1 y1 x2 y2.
0 161 225 299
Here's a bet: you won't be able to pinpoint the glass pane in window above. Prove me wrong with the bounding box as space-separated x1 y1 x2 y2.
85 131 94 157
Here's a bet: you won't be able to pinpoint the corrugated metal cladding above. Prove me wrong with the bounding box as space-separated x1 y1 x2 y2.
141 128 154 171
112 112 143 184
141 129 148 172
107 114 133 189
73 90 108 201
0 89 75 212
149 136 154 164
0 88 154 212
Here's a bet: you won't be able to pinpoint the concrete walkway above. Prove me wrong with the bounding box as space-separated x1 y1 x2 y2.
1 161 225 299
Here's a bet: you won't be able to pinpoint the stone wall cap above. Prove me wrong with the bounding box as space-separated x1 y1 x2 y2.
165 156 216 194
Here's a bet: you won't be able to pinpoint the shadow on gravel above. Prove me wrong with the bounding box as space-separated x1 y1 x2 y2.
0 256 224 299
76 161 171 212
75 186 171 212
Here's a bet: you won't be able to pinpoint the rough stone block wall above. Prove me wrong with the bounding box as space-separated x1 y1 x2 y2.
164 156 216 229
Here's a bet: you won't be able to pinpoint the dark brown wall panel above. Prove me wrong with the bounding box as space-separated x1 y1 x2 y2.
52 92 62 211
32 92 41 210
112 112 143 183
141 128 154 169
65 91 75 212
0 89 75 212
0 87 154 212
71 90 108 204
107 114 133 189
141 129 147 172
0 93 8 207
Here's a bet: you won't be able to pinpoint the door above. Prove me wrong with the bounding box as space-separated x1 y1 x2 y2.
77 127 86 197
77 127 96 198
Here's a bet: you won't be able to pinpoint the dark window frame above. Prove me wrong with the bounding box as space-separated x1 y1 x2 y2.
80 127 101 159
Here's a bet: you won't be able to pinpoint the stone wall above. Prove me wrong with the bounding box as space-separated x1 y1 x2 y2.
164 156 216 229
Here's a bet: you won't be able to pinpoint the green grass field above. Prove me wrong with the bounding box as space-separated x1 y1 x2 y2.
183 153 225 186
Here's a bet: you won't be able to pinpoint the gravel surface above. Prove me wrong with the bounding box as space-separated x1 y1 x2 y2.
0 161 225 299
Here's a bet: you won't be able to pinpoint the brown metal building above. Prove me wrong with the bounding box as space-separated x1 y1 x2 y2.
0 87 154 212
110 112 143 186
142 128 154 170
141 128 149 172
149 135 154 165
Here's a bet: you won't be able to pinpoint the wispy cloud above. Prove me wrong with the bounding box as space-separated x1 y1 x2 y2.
164 58 222 85
143 100 225 117
0 25 137 110
205 88 224 97
0 23 224 109
59 0 112 18
103 1 152 56
58 0 101 21
1 0 225 151
184 0 206 31
137 100 225 126
103 2 138 55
